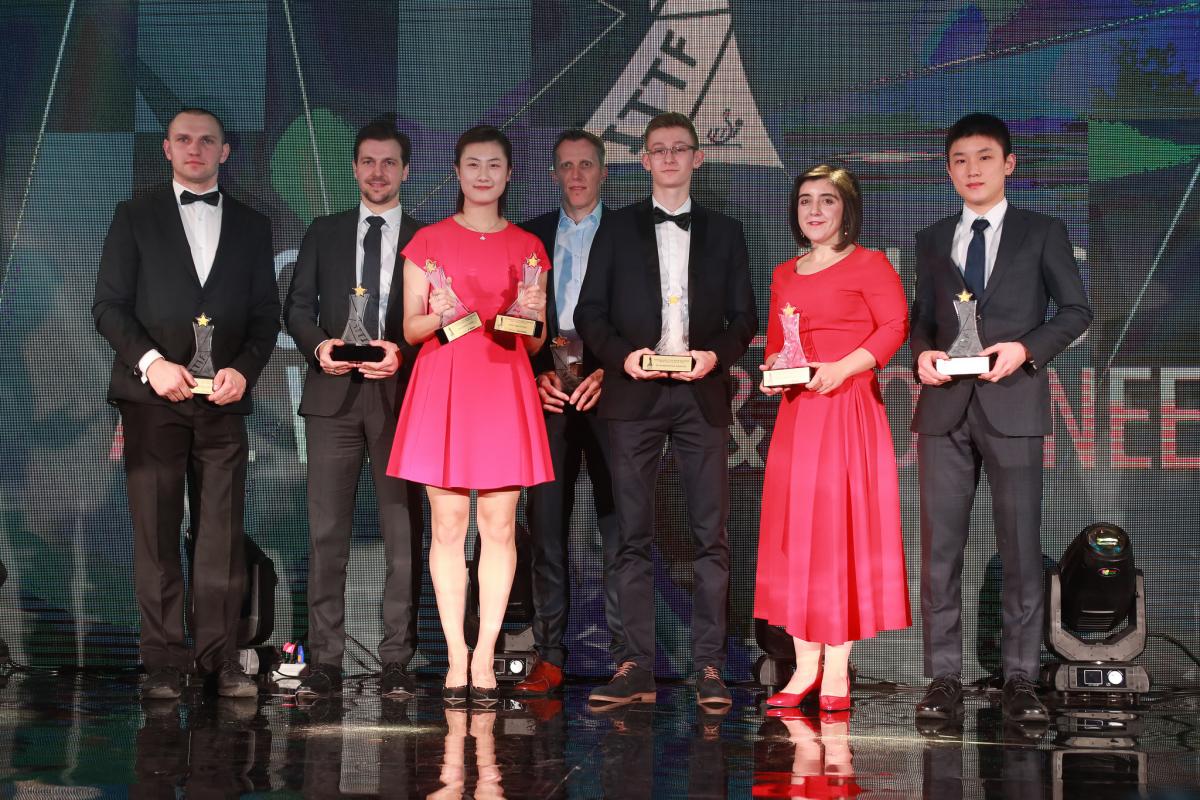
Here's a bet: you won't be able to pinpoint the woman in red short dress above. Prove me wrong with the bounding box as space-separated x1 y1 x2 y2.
388 125 553 704
755 165 911 713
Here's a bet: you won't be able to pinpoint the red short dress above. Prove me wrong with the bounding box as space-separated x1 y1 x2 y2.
387 217 554 490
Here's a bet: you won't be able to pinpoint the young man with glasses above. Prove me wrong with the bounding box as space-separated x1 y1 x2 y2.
575 112 757 708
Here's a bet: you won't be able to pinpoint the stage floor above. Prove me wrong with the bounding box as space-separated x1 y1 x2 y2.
0 672 1197 798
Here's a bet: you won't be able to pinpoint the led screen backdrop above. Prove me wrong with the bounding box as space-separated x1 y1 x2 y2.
0 0 1197 684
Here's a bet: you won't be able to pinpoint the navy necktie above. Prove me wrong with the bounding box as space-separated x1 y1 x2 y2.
363 216 384 338
964 217 989 298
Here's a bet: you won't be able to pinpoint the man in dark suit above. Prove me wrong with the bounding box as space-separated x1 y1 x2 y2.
93 107 280 699
911 113 1092 721
514 129 623 695
575 112 757 708
283 119 424 699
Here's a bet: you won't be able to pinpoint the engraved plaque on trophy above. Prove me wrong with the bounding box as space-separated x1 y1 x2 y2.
187 312 216 395
493 253 545 337
550 336 583 393
424 259 482 344
330 285 386 362
640 293 695 372
935 290 995 376
763 303 815 388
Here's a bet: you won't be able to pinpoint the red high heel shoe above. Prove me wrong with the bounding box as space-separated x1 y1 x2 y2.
819 674 852 712
766 667 823 707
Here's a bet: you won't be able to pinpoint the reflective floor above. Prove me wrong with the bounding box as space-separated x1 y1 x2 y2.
0 671 1197 798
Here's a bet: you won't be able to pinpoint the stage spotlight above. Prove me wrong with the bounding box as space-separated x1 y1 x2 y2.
1043 523 1150 696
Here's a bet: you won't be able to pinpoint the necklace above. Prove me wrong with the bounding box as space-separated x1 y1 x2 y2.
456 214 505 241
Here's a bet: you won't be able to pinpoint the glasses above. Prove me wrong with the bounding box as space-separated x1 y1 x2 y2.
646 144 697 160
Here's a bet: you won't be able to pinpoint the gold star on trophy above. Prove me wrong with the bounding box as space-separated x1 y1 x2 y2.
668 295 680 305
782 303 796 316
424 259 437 272
195 313 211 326
957 290 973 302
525 253 541 269
354 284 367 297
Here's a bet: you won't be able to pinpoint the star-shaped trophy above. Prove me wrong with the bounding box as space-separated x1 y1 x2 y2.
494 252 546 337
763 303 816 388
331 284 385 363
187 312 216 395
935 290 993 375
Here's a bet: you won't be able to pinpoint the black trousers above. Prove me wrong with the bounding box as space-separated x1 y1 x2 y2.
119 399 247 673
918 393 1045 680
525 404 623 668
303 379 421 669
607 384 730 673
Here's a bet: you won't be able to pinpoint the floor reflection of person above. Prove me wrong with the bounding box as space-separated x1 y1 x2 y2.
753 711 862 799
428 709 506 800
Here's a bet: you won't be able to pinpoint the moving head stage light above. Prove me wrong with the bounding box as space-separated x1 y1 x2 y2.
1043 523 1150 696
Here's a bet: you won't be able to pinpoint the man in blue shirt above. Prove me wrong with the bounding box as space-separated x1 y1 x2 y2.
516 130 623 694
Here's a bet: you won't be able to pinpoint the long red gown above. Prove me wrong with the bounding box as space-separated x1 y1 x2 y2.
387 218 554 490
753 247 912 644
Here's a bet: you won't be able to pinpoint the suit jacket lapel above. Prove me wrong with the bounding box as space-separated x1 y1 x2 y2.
155 188 202 291
980 206 1028 308
634 198 663 331
206 191 234 288
686 204 707 344
934 214 964 293
543 216 560 341
384 212 419 339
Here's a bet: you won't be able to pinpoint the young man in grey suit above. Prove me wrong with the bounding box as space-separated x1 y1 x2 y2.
284 119 424 699
911 113 1092 721
94 108 280 699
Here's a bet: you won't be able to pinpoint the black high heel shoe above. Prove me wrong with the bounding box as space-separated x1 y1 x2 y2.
469 684 500 707
442 684 469 705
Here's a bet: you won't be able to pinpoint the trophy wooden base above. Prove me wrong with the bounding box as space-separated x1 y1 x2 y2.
641 354 694 373
936 354 994 376
192 378 214 395
330 343 385 363
493 314 543 337
436 311 483 344
763 365 813 388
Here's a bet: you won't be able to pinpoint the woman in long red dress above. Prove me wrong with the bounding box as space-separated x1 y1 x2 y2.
755 165 911 712
388 125 553 705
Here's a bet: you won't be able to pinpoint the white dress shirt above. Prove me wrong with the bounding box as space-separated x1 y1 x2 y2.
951 197 1008 288
652 196 692 352
553 203 603 363
138 180 224 379
356 201 404 339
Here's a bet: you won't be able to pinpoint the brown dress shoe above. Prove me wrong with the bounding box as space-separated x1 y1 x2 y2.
513 659 564 695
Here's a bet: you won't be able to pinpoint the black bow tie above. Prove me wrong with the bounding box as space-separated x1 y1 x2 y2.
653 207 692 231
180 190 219 206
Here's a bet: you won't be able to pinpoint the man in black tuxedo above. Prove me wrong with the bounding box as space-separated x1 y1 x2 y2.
911 114 1092 721
514 129 623 695
575 112 756 708
283 119 423 699
93 108 280 699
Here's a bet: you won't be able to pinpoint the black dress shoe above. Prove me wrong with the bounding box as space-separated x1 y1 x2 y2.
142 666 182 700
696 664 733 707
915 675 963 719
469 684 500 707
216 660 258 698
588 661 657 706
442 684 469 705
379 662 415 699
296 663 342 697
1001 676 1048 721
